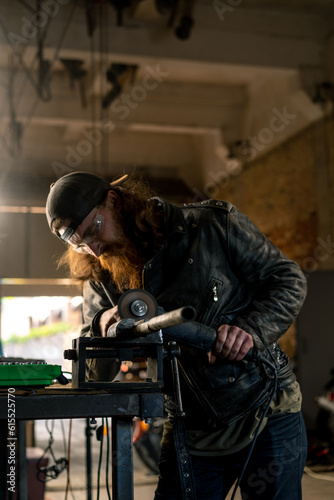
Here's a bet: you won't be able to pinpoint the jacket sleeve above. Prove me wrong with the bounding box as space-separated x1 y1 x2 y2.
80 280 121 381
81 280 118 336
226 206 307 351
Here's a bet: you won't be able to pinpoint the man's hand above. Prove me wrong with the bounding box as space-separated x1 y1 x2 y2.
208 324 253 364
99 306 121 337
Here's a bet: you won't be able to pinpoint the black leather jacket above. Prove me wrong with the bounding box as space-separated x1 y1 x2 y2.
81 198 307 426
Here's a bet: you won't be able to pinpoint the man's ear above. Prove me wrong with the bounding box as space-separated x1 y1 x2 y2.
106 189 121 211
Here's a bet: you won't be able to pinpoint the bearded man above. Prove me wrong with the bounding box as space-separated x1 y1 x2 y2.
46 171 307 500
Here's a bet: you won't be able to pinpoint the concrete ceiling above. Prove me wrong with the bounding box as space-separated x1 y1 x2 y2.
0 0 333 206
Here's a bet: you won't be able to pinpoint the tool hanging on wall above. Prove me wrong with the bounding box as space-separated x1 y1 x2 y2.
0 0 78 173
174 0 196 40
102 63 138 108
154 0 197 39
109 0 132 26
60 58 88 108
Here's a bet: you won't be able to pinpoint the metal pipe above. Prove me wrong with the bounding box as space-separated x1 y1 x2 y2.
107 306 196 338
133 306 196 335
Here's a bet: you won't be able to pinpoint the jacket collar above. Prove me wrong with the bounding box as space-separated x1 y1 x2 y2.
153 197 186 237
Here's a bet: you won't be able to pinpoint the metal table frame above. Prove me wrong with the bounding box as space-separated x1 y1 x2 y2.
0 386 163 500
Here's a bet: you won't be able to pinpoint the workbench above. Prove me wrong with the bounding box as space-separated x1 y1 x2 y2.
0 385 164 500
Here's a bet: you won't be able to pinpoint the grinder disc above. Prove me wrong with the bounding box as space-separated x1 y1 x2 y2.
118 289 159 320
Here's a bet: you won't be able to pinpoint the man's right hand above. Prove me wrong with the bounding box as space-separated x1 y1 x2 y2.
99 306 121 337
208 324 253 363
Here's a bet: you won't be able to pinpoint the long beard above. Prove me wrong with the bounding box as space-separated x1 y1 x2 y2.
99 242 144 293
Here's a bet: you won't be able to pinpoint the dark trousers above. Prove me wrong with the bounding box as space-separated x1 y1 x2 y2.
154 411 307 500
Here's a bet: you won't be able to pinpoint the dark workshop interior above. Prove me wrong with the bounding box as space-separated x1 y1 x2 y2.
0 1 334 499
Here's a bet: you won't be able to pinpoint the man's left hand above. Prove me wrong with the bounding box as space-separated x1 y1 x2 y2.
208 324 253 364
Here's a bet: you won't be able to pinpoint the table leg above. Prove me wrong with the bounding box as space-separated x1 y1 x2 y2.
17 421 27 500
0 420 7 500
111 418 134 500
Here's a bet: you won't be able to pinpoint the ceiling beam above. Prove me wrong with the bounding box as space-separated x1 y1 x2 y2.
0 1 329 71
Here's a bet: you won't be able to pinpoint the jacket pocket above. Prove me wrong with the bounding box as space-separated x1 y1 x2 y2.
180 355 273 426
201 359 247 388
197 277 224 326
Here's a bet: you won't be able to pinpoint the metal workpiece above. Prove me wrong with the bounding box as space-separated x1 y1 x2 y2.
106 305 196 338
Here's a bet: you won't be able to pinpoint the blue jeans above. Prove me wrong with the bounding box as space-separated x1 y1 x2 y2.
154 411 307 500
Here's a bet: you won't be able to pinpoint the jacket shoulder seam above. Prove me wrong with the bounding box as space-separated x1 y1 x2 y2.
182 200 233 212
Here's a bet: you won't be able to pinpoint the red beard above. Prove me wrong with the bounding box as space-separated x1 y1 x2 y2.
99 242 145 292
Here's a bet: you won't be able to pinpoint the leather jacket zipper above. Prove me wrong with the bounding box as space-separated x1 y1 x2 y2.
197 278 223 326
212 283 219 302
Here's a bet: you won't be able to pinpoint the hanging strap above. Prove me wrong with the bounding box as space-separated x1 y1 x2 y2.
168 341 197 500
173 415 197 500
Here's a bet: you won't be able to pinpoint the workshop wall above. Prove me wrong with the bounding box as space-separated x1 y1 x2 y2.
220 116 334 271
328 118 334 242
216 115 334 358
0 212 65 279
220 128 317 266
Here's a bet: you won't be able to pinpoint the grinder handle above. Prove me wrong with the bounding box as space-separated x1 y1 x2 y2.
162 321 257 360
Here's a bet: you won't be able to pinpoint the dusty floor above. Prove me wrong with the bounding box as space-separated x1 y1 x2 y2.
29 419 334 500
